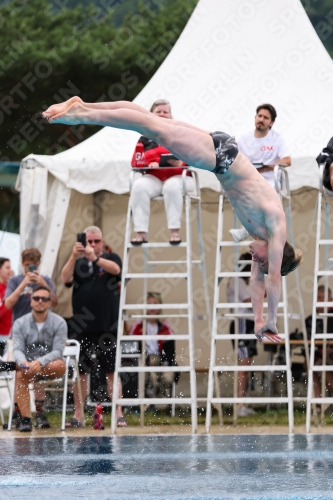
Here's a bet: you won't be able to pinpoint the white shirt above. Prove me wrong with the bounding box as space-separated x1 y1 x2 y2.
35 322 45 332
227 278 253 316
146 322 159 355
237 129 289 186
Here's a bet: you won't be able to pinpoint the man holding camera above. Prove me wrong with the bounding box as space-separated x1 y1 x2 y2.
5 248 57 321
12 285 67 432
61 225 127 428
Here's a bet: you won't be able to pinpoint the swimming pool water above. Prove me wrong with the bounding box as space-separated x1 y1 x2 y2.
0 434 332 499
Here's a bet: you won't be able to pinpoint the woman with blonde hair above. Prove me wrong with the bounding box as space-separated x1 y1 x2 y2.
130 99 195 245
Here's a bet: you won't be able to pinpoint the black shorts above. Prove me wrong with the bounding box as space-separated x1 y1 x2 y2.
73 332 117 375
210 131 239 175
230 320 257 358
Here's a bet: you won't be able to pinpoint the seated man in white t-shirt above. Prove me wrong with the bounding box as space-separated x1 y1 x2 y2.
231 104 291 242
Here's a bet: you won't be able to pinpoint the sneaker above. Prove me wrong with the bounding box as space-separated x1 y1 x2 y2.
229 227 250 242
19 417 32 432
245 406 256 415
35 411 51 429
11 410 22 429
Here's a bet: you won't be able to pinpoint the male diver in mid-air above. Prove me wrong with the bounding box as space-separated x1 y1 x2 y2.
42 97 302 343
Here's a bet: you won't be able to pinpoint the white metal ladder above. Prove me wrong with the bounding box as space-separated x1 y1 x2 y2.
206 166 307 434
111 168 211 434
306 164 333 432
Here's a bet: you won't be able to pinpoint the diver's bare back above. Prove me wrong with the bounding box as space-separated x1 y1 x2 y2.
216 151 285 239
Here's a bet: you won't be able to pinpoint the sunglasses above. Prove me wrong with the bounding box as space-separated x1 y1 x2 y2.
87 239 101 244
32 296 51 303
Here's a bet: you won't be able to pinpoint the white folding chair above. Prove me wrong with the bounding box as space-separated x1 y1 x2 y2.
61 339 85 430
39 340 85 431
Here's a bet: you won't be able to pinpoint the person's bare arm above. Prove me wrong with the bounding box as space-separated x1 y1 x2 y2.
250 262 266 339
95 257 120 275
61 255 77 283
84 245 121 275
278 156 291 167
251 260 282 343
266 225 285 323
5 275 32 309
255 227 285 343
258 156 291 173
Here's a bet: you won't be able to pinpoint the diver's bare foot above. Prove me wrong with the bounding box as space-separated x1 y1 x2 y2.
42 96 83 120
44 102 88 125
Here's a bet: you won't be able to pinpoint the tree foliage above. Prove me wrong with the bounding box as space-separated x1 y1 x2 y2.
301 0 333 56
0 0 197 160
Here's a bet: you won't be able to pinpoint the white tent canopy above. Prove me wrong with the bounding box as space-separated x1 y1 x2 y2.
0 231 20 274
19 0 332 275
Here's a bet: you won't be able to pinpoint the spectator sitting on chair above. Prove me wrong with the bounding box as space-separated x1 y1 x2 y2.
0 258 13 360
12 285 67 432
305 285 333 411
61 225 127 428
130 98 195 246
227 252 257 417
4 248 58 428
129 292 177 407
316 137 333 191
230 103 291 242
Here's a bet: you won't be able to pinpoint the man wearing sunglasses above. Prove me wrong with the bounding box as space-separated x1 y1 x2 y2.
12 285 67 432
4 247 58 430
61 225 127 428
